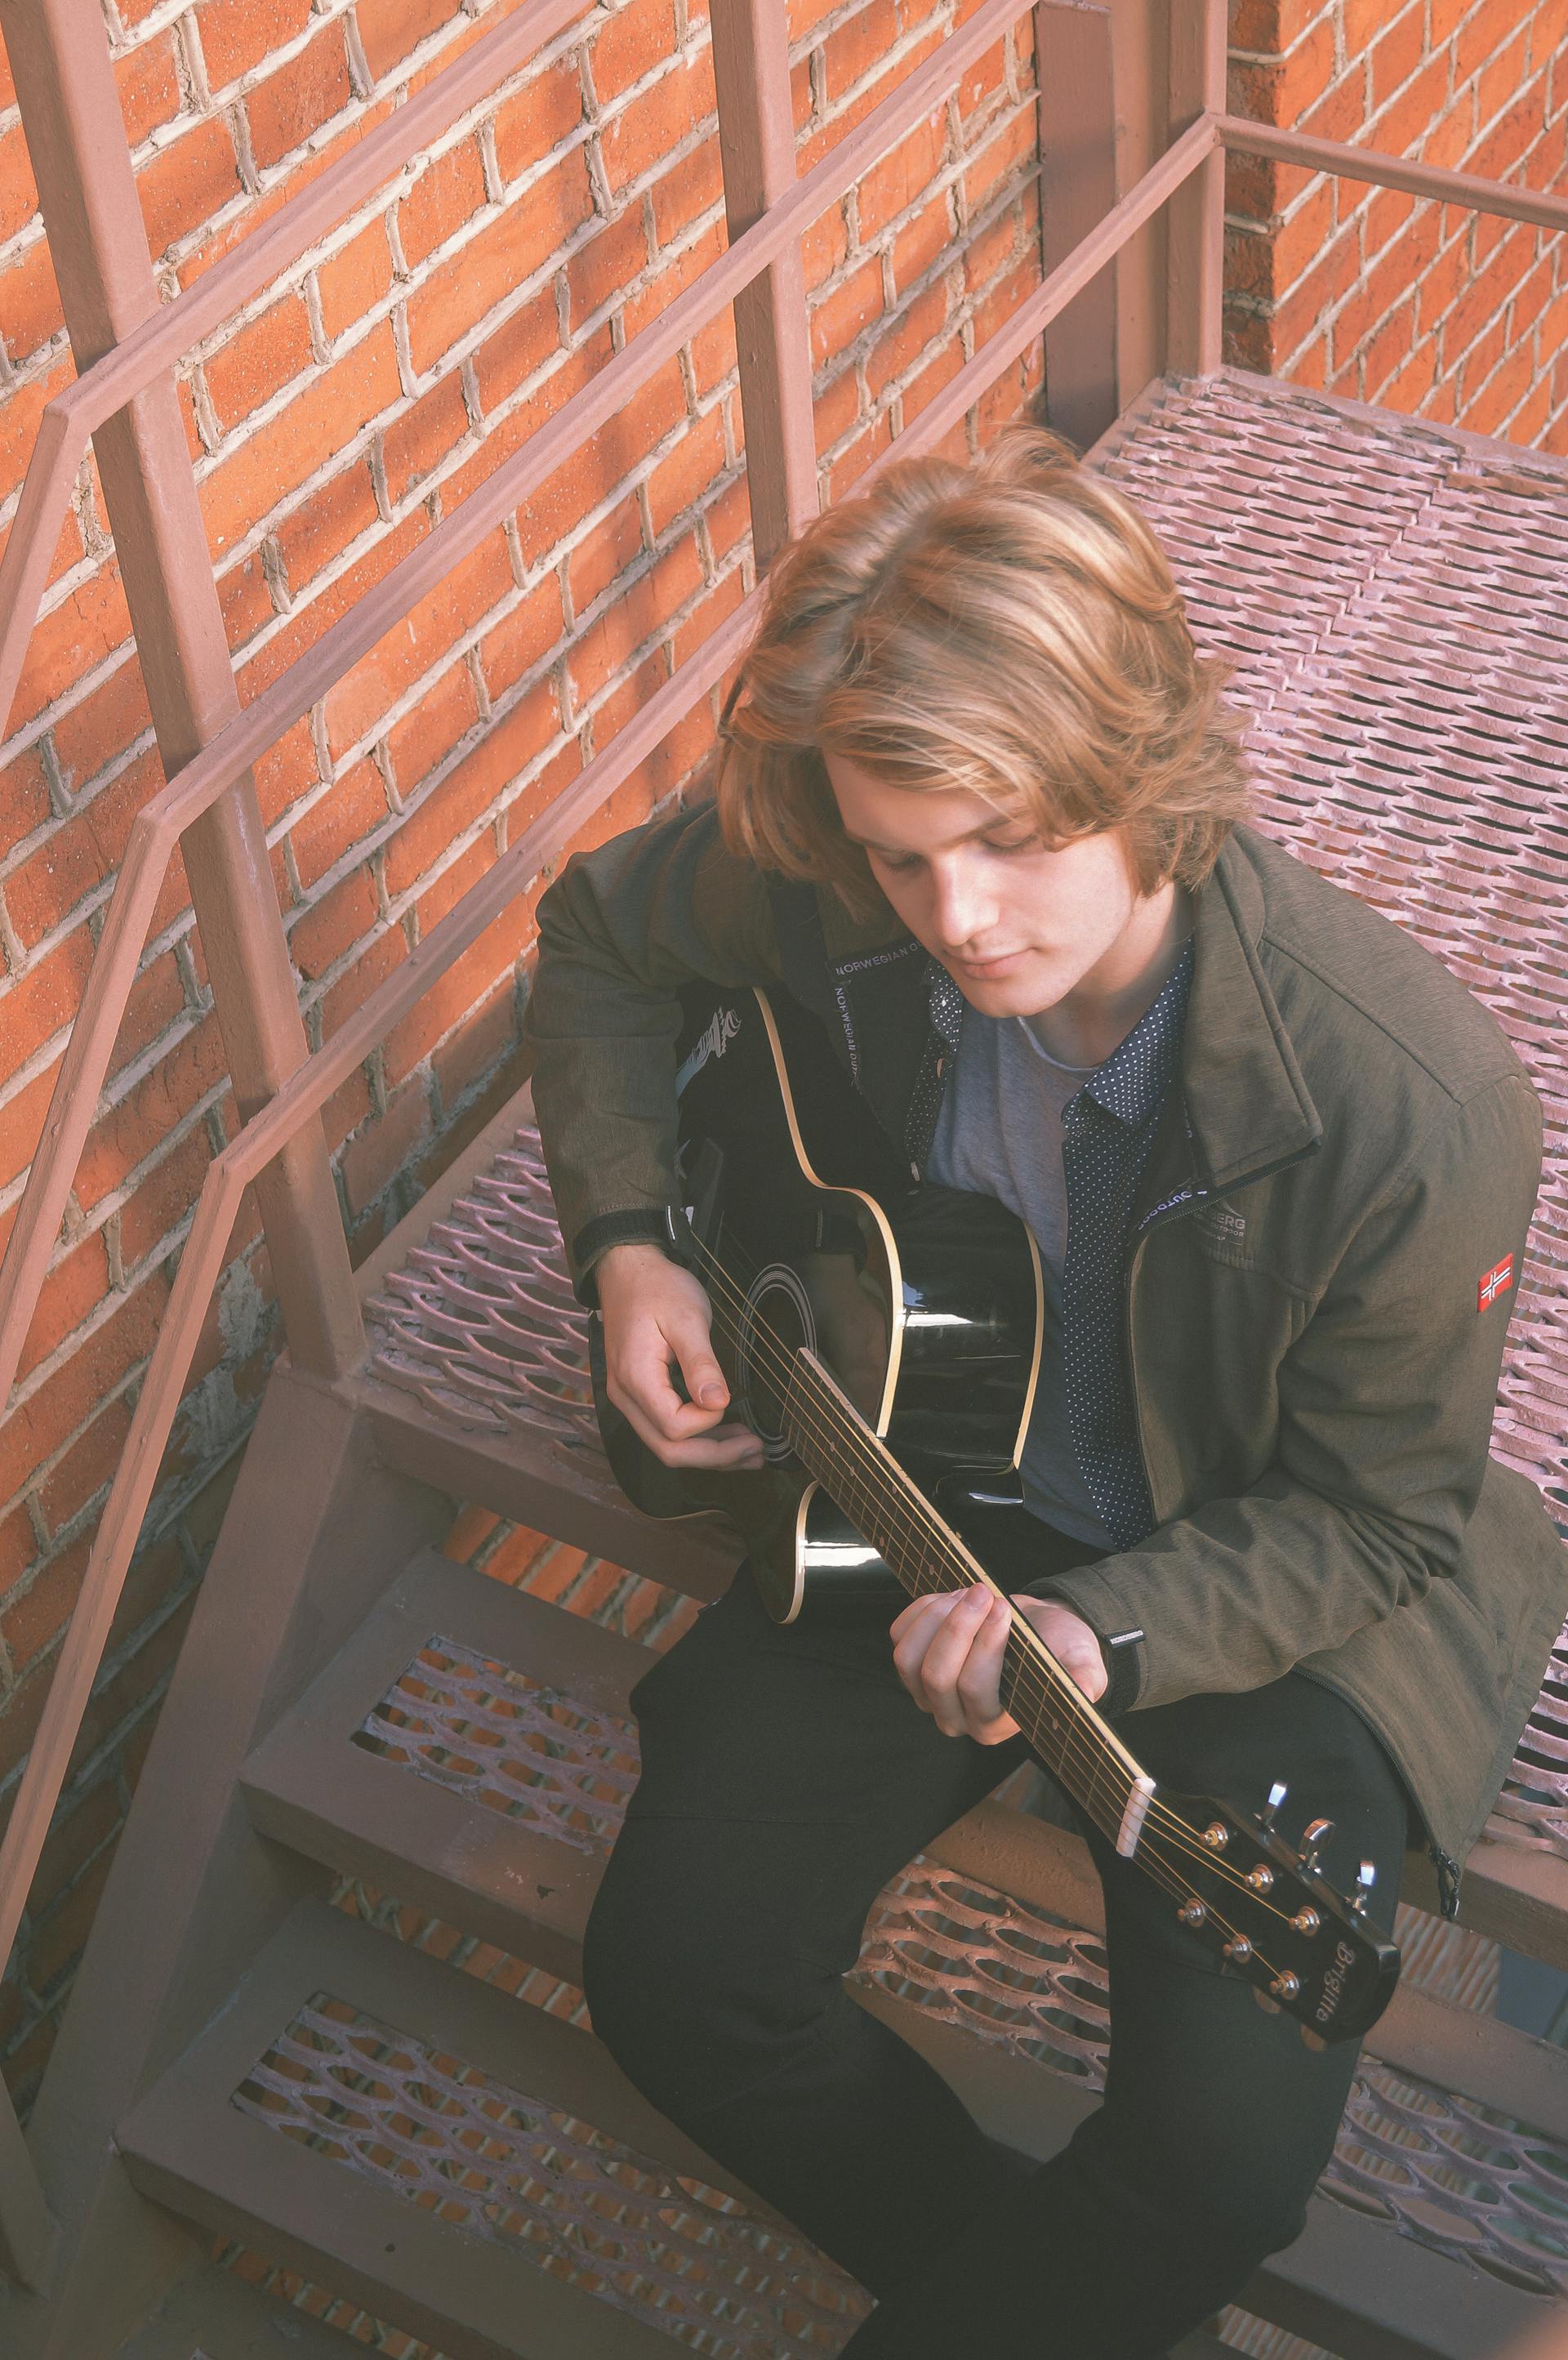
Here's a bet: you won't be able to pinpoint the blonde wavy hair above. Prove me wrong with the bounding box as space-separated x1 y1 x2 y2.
717 425 1250 919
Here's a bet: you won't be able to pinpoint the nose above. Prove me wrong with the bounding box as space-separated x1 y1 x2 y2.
929 851 997 951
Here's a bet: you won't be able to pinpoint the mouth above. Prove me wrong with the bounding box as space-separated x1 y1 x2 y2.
950 949 1028 978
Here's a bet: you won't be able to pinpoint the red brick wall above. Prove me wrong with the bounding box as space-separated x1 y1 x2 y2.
0 0 1046 2105
1226 0 1568 449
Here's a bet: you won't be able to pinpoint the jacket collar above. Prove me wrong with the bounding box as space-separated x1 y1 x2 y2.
1183 828 1321 1193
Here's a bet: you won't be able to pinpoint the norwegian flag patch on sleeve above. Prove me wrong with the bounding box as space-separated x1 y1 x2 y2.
1478 1255 1515 1312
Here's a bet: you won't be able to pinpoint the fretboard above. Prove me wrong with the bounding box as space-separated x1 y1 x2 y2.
783 1350 1145 1849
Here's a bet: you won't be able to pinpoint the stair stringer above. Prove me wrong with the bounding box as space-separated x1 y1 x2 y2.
2 1360 452 2360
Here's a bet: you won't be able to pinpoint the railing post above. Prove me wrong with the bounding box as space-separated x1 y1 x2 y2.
0 0 364 1381
1166 0 1227 377
709 0 820 569
1035 4 1120 452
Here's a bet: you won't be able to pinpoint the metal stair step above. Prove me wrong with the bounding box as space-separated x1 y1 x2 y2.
347 1094 737 1604
238 1550 1568 2355
112 2262 370 2359
115 1899 872 2360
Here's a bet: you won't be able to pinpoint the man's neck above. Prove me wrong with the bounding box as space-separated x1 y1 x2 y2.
1022 882 1192 1069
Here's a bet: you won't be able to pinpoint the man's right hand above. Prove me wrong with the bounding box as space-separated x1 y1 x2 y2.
595 1242 765 1470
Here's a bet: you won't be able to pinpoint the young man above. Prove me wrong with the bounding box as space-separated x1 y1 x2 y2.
522 427 1564 2356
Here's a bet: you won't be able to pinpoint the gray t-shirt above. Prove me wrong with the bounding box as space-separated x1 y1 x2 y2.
925 1010 1117 1549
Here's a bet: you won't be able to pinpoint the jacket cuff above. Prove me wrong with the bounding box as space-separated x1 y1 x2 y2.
570 1208 687 1308
1022 1572 1148 1715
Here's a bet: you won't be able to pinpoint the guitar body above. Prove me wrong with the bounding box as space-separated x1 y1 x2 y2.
590 984 1402 2039
594 983 1045 1623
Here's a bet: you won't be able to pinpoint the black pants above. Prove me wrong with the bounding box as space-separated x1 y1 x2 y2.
583 1557 1410 2358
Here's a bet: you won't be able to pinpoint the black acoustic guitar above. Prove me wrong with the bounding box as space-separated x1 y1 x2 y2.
591 983 1401 2045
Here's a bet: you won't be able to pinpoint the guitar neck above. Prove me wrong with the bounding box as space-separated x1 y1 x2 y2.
783 1350 1151 1853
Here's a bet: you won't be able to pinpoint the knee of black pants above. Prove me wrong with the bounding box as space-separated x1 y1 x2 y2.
582 1821 843 2129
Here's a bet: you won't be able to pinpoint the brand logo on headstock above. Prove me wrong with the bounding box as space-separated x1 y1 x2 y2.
1315 1938 1358 2025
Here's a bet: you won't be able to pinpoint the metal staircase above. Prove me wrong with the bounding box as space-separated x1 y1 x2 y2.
2 2 1567 2353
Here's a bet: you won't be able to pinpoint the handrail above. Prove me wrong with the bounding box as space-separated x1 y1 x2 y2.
0 110 1223 1987
0 0 1033 1425
1214 114 1568 237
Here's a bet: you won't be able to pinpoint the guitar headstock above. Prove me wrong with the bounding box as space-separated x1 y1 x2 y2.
1142 1780 1400 2045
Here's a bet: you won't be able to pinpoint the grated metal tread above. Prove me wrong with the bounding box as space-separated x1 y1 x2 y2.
117 1901 867 2360
238 1550 1568 2347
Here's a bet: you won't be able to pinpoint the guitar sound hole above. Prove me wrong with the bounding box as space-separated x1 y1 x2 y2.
737 1265 814 1461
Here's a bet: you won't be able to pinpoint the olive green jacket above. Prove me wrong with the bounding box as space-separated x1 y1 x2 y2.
522 805 1566 1885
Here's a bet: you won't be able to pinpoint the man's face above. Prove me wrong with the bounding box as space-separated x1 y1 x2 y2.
822 752 1147 1019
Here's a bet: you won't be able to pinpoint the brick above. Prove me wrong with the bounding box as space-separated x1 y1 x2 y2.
398 136 488 272
216 542 276 657
809 257 884 370
893 185 957 297
0 1278 167 1513
0 118 38 248
74 1013 227 1211
290 761 393 893
381 373 473 508
203 294 316 435
567 206 653 333
136 114 241 265
405 149 595 377
648 136 724 252
341 1077 430 1216
38 1376 132 1534
586 0 678 105
959 104 1039 221
490 56 586 186
117 1122 216 1271
195 0 314 91
317 914 408 1040
856 109 949 244
323 529 510 758
0 354 72 509
598 48 716 199
314 218 396 345
1359 301 1416 398
1299 65 1373 145
644 403 728 541
434 985 523 1117
413 830 506 938
267 453 382 609
354 0 465 82
0 742 55 868
471 283 564 416
385 661 482 793
288 865 380 981
200 322 402 559
243 25 354 176
1477 26 1534 132
822 0 899 103
114 25 184 145
0 234 65 369
621 217 728 343
1461 335 1536 436
475 576 566 708
385 938 513 1086
864 275 951 403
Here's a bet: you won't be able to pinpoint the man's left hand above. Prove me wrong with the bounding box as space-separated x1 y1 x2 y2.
890 1586 1108 1743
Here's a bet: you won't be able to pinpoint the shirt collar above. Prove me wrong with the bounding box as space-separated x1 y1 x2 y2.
1082 937 1195 1129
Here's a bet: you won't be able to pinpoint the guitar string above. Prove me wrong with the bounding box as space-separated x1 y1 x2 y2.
681 1235 1303 1953
687 1234 1271 1882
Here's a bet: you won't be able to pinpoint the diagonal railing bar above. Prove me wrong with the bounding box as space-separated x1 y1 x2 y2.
0 0 1032 1425
0 105 1224 1988
0 0 605 743
1214 114 1568 236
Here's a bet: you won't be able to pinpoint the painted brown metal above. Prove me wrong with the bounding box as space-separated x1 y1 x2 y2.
1036 3 1121 452
0 0 363 1390
1166 0 1227 376
710 0 821 565
1216 110 1568 235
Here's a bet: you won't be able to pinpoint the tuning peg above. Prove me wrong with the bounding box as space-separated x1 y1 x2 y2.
1256 1780 1288 1832
1350 1859 1376 1916
1298 1817 1333 1875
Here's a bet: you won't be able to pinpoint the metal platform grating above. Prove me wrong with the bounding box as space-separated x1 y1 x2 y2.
350 1632 637 1854
234 1994 869 2358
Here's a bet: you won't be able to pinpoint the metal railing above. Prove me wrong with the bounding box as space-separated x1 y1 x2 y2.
1 0 1565 2290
